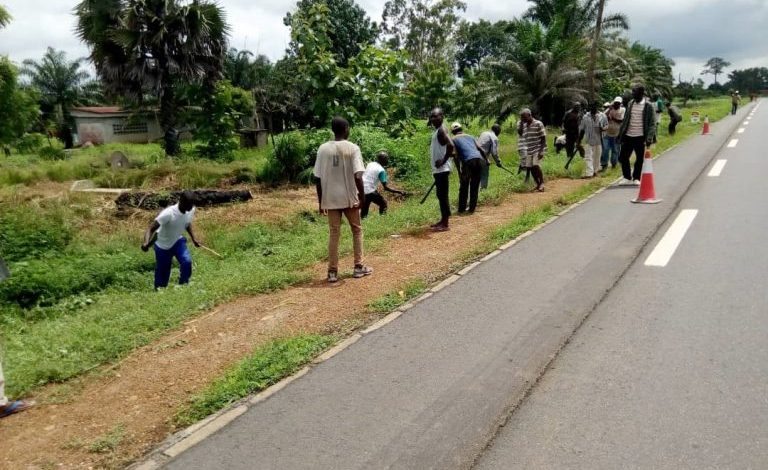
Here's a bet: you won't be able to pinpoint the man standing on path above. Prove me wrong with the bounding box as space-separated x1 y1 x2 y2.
314 117 372 283
519 109 547 192
578 102 607 178
617 85 656 185
731 91 741 115
361 151 406 219
451 122 486 214
601 97 625 170
141 191 201 289
478 124 502 190
563 102 584 166
428 108 455 232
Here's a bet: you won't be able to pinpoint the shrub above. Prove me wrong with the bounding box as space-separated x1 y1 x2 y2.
15 133 47 154
259 132 309 184
0 251 153 309
0 207 73 262
38 146 67 161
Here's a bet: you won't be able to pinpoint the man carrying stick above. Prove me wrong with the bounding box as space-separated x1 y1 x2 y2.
141 191 201 289
518 109 547 192
428 108 455 232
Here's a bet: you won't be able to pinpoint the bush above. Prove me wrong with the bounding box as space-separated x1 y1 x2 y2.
259 132 310 184
0 207 73 262
15 133 47 154
0 251 153 309
38 146 67 161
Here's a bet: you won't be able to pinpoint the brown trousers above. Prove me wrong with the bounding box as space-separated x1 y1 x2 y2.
327 207 364 273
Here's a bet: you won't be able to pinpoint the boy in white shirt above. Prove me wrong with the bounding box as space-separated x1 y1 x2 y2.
141 191 201 289
361 151 406 218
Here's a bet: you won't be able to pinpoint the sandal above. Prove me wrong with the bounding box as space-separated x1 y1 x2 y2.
0 400 33 419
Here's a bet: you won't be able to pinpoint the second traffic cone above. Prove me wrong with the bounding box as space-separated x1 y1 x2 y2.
701 115 711 135
631 149 661 204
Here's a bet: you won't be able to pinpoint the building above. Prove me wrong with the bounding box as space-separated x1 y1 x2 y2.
70 107 163 145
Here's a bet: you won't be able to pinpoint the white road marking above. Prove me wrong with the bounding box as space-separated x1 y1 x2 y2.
738 128 745 134
645 209 699 267
744 121 750 125
708 159 727 177
728 139 739 148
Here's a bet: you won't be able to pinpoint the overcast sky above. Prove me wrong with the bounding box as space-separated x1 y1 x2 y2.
1 0 766 85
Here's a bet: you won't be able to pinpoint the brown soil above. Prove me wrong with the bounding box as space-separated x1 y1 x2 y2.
0 178 587 470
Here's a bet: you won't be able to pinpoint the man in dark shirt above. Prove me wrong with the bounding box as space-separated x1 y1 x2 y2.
563 102 585 167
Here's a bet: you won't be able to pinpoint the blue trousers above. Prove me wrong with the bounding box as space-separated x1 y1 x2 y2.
154 237 192 289
601 136 620 167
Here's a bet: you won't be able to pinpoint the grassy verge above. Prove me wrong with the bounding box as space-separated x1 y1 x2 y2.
0 97 733 397
174 334 335 427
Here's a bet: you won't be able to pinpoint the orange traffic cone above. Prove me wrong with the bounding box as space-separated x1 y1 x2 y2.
701 115 711 135
632 149 662 204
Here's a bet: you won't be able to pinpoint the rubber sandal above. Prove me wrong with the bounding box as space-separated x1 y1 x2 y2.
0 400 33 418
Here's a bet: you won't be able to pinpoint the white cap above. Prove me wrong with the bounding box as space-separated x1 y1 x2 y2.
450 122 462 131
613 96 623 103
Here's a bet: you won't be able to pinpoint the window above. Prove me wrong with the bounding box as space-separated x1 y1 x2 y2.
113 120 148 135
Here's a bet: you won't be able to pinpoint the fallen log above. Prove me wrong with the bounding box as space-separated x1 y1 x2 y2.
115 189 253 211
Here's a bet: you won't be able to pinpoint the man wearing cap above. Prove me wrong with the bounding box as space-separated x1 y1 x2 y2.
601 96 625 170
451 122 486 214
477 124 502 190
731 91 741 115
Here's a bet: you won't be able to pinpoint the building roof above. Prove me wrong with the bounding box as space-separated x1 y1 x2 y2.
71 106 123 114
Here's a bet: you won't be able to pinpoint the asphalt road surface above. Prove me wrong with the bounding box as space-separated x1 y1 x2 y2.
158 101 758 470
475 101 767 469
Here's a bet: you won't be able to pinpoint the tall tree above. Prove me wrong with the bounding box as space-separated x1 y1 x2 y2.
586 0 605 102
701 57 731 85
21 48 101 139
454 20 515 77
524 0 628 37
224 48 271 91
726 67 768 94
76 0 229 155
381 0 467 69
0 57 39 150
628 42 674 98
284 0 378 67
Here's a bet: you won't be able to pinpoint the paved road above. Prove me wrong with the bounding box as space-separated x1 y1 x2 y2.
475 101 768 469
160 102 755 470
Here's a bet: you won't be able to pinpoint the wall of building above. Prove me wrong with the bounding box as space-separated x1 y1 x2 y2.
74 115 163 144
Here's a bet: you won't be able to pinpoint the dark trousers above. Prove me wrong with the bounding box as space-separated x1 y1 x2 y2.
154 237 192 289
458 158 483 213
565 135 584 160
434 171 451 221
361 191 387 218
618 135 646 181
668 120 679 135
731 103 738 115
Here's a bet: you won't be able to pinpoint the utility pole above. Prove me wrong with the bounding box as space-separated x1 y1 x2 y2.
587 0 606 104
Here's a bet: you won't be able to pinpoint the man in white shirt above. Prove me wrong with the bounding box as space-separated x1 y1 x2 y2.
314 117 372 283
578 102 608 177
361 151 406 219
478 124 502 189
141 191 201 289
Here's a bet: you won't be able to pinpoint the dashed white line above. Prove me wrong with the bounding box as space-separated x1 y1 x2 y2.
708 159 727 177
645 209 699 267
744 121 750 125
728 139 739 148
737 128 745 134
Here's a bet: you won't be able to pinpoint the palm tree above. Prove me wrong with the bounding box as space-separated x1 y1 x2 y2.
0 5 11 28
486 20 586 123
76 0 230 155
21 47 102 147
523 0 628 37
627 42 675 98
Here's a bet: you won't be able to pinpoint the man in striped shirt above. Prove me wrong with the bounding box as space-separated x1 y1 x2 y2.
618 85 656 185
518 109 547 192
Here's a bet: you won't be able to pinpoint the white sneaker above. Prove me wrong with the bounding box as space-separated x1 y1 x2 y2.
620 178 633 186
633 179 641 186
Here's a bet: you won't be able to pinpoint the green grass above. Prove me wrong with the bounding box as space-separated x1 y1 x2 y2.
0 97 734 397
174 335 335 427
366 279 428 314
88 424 127 454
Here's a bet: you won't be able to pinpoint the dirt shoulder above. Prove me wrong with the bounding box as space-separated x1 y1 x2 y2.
0 177 587 470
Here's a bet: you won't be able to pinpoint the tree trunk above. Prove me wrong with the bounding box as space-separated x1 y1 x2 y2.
587 0 606 104
115 189 253 211
160 84 180 156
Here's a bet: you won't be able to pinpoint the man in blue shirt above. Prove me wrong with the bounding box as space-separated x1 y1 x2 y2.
451 122 486 214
